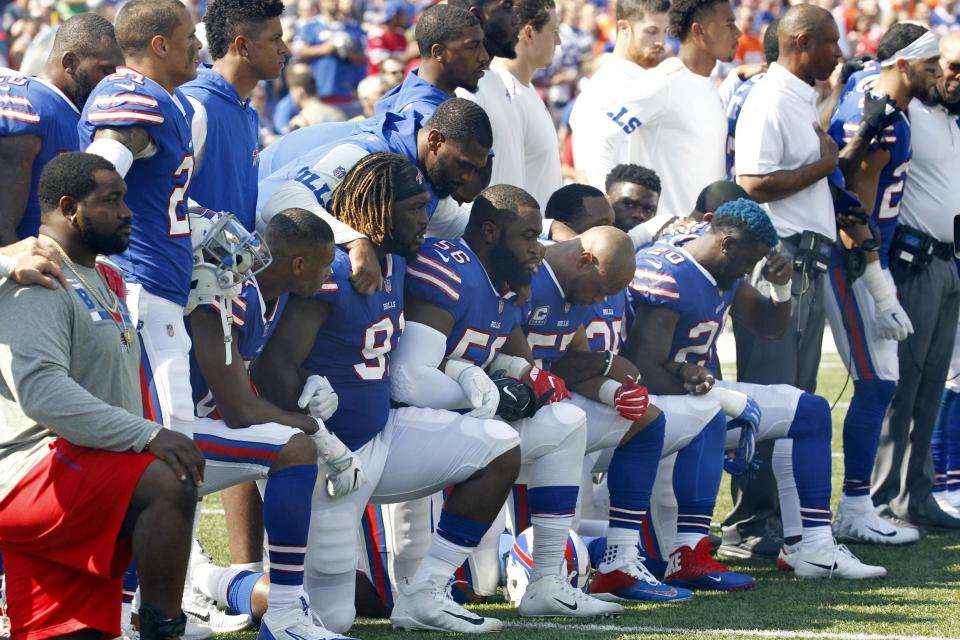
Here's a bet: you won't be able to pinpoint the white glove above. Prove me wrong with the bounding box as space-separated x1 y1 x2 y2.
444 359 499 418
298 375 339 422
875 298 914 341
311 422 367 497
861 262 913 341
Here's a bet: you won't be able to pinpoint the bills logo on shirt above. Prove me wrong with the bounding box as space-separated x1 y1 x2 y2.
529 305 550 326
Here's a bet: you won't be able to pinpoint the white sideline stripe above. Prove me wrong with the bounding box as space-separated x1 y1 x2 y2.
503 621 960 640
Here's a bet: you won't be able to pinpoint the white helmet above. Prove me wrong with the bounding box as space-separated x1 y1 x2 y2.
504 527 591 605
186 207 272 364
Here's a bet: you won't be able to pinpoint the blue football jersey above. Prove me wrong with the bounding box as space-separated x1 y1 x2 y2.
256 111 439 221
0 73 80 238
375 67 449 119
627 242 740 375
304 249 406 451
189 278 288 418
585 289 626 354
828 78 911 268
79 67 196 306
840 61 880 101
522 260 592 369
405 238 524 368
724 74 761 180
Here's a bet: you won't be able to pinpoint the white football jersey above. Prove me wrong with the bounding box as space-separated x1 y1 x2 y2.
569 54 648 190
494 65 562 209
625 57 726 218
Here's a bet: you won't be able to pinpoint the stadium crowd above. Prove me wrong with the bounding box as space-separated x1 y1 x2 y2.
0 0 958 639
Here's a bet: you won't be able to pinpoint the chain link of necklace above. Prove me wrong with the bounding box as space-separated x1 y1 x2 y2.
40 234 134 350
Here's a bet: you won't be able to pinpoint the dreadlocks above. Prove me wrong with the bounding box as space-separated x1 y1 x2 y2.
327 152 424 245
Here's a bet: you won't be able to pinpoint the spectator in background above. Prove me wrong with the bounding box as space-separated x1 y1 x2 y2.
367 0 410 75
292 0 367 114
379 54 406 88
735 4 765 64
250 83 278 147
272 62 346 134
356 73 386 118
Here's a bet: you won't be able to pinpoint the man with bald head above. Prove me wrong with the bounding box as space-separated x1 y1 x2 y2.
390 184 624 618
874 30 960 530
727 3 843 553
0 13 123 244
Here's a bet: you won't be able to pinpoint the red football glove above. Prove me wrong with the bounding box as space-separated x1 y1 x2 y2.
614 376 649 421
525 366 571 405
96 261 127 301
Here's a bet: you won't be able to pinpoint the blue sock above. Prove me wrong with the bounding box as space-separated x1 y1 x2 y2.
436 510 489 548
226 571 263 616
948 390 960 492
264 463 318 610
789 394 833 529
932 389 957 492
842 379 896 496
607 412 665 535
672 411 725 548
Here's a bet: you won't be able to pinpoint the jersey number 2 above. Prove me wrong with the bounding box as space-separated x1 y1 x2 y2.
167 155 195 237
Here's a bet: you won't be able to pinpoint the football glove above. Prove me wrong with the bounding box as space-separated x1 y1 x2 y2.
724 419 761 478
311 423 367 497
613 376 650 421
524 365 571 404
489 372 544 422
298 375 339 422
857 92 902 143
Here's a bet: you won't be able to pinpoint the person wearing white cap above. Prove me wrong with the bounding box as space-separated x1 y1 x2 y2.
872 30 960 531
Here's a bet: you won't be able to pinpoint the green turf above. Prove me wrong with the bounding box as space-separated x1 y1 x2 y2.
198 353 960 639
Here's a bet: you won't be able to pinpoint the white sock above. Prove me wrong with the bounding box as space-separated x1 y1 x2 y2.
192 563 245 605
673 532 705 551
530 519 569 582
230 562 264 572
840 493 872 512
410 535 471 586
267 583 303 613
598 527 639 572
800 526 833 551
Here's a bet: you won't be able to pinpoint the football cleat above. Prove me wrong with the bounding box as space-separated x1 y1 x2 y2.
834 503 920 545
391 578 503 633
183 592 253 633
934 493 960 519
664 538 755 592
120 621 213 640
793 540 887 580
257 596 353 640
589 546 693 603
518 572 624 618
775 544 800 571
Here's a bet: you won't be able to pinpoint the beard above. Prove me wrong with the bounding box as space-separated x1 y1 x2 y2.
80 216 130 256
484 30 518 60
427 162 453 199
489 239 532 290
69 70 95 111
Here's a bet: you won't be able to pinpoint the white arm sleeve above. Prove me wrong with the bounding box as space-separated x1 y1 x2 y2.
256 143 369 243
85 137 134 177
186 96 208 173
391 321 474 410
426 197 470 240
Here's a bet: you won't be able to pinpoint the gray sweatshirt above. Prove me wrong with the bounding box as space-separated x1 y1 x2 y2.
0 263 155 501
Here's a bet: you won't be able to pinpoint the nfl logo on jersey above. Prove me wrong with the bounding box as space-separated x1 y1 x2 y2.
333 165 347 180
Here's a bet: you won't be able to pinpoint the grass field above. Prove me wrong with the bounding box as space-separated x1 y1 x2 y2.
197 353 960 640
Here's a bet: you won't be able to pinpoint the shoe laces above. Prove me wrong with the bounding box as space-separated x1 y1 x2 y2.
620 547 661 586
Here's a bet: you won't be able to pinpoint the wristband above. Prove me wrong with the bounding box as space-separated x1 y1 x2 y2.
601 351 614 377
598 379 622 406
860 261 896 310
770 281 792 303
443 358 474 380
709 386 749 418
143 426 162 450
490 352 532 380
0 254 16 278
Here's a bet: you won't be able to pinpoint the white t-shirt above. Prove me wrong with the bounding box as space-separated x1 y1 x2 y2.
494 66 562 209
625 57 727 218
734 62 835 241
569 54 649 190
898 99 960 242
457 70 525 190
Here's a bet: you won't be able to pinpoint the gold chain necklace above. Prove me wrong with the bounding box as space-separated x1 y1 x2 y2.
40 235 135 351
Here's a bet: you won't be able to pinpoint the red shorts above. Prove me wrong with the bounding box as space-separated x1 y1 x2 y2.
0 439 155 640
